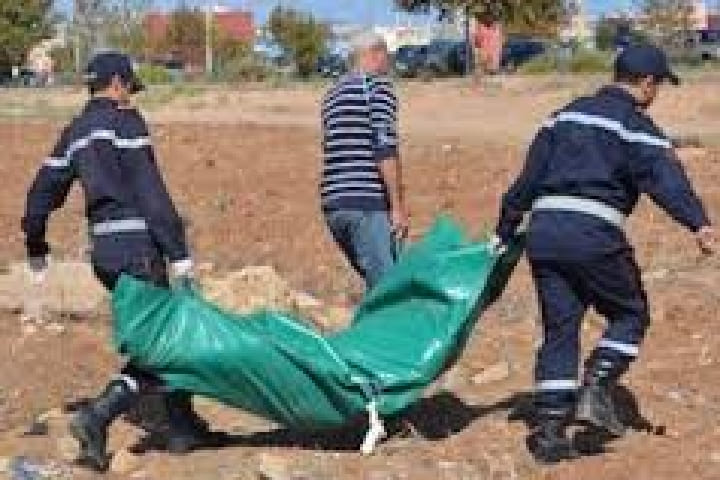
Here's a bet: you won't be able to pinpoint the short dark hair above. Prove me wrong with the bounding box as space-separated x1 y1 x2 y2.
87 76 115 95
613 70 657 85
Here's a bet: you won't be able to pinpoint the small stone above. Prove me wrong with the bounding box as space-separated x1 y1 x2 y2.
710 452 720 463
110 449 141 475
643 268 670 281
438 460 456 470
56 436 80 462
21 323 39 336
471 361 511 385
255 452 291 480
131 470 150 479
699 345 713 366
0 457 9 473
293 292 322 309
667 390 683 402
38 408 64 423
441 144 454 154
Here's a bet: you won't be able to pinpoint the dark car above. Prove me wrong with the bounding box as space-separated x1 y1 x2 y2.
317 53 348 78
423 40 472 77
501 38 546 71
0 68 39 87
697 29 720 61
394 45 429 77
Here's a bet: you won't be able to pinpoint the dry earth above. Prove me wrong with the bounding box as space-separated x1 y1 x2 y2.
0 74 719 479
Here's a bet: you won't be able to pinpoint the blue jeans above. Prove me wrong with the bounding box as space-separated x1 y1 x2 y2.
325 209 396 289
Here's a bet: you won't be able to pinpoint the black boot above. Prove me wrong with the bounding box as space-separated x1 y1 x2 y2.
163 391 211 454
527 411 578 464
576 372 626 436
69 380 138 472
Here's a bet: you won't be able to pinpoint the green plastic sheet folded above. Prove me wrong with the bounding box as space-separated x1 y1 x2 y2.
112 216 523 431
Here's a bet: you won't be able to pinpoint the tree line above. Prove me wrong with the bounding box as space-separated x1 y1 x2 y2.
0 0 707 77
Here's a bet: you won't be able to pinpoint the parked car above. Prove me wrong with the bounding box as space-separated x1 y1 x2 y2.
0 68 39 87
697 29 720 61
423 40 472 77
394 45 429 77
317 53 348 78
501 38 547 71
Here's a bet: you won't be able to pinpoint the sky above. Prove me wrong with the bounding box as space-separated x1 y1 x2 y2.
57 0 633 25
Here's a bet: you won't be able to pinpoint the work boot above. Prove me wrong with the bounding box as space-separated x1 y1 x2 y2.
576 373 626 436
527 411 578 464
69 379 138 472
163 391 211 454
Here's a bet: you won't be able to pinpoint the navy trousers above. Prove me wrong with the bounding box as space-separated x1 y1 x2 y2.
529 250 650 412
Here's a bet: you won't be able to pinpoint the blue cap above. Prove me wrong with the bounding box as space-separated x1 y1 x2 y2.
84 51 144 94
615 45 680 85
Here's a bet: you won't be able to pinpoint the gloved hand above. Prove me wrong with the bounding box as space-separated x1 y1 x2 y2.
489 235 508 256
170 259 196 291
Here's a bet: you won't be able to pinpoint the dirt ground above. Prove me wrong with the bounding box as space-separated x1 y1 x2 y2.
0 74 719 479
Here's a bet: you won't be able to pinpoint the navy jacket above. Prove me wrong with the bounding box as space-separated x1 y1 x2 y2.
22 97 189 262
497 86 710 257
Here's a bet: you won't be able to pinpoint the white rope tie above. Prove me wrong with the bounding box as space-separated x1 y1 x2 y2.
360 400 386 455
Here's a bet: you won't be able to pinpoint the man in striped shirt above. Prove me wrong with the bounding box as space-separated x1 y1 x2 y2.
321 33 408 289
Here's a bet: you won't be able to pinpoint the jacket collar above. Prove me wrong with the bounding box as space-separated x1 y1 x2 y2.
86 96 119 110
597 85 638 106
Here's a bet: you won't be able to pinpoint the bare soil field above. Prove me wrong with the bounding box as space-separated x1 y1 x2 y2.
0 74 719 479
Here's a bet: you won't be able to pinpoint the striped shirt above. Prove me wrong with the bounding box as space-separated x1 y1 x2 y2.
321 73 399 211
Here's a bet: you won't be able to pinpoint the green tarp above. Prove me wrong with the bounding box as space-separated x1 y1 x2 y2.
112 217 523 432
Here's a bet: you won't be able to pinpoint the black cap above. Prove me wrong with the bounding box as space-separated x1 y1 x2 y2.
84 51 145 94
615 45 680 86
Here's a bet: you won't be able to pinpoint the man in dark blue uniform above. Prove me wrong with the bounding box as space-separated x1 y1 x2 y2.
495 45 715 463
22 52 210 471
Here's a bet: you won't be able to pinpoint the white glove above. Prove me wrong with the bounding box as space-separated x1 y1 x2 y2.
171 258 194 278
170 258 195 290
489 235 508 256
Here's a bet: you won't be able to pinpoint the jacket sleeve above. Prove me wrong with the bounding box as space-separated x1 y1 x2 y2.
628 117 710 232
369 77 399 161
496 124 553 242
118 110 190 262
21 126 76 256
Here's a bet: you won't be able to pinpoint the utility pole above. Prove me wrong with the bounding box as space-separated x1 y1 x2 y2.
205 1 213 76
464 4 472 76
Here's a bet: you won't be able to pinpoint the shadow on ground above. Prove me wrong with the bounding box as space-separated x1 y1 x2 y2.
90 386 665 459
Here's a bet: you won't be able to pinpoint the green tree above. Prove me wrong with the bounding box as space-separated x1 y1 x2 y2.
104 0 153 56
396 0 567 36
268 6 328 77
634 0 695 51
164 4 206 67
0 0 54 72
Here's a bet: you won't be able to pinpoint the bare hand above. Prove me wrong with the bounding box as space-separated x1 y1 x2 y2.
391 207 409 241
697 226 716 255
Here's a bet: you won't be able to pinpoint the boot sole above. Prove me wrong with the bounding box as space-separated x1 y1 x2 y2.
69 414 110 472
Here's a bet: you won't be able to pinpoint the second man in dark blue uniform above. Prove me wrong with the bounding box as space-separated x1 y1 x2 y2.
495 45 715 463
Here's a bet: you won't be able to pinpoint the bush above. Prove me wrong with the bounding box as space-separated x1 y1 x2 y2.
518 48 613 74
136 64 173 85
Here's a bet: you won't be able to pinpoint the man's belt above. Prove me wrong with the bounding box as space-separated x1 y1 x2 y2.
532 196 626 230
91 218 148 236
